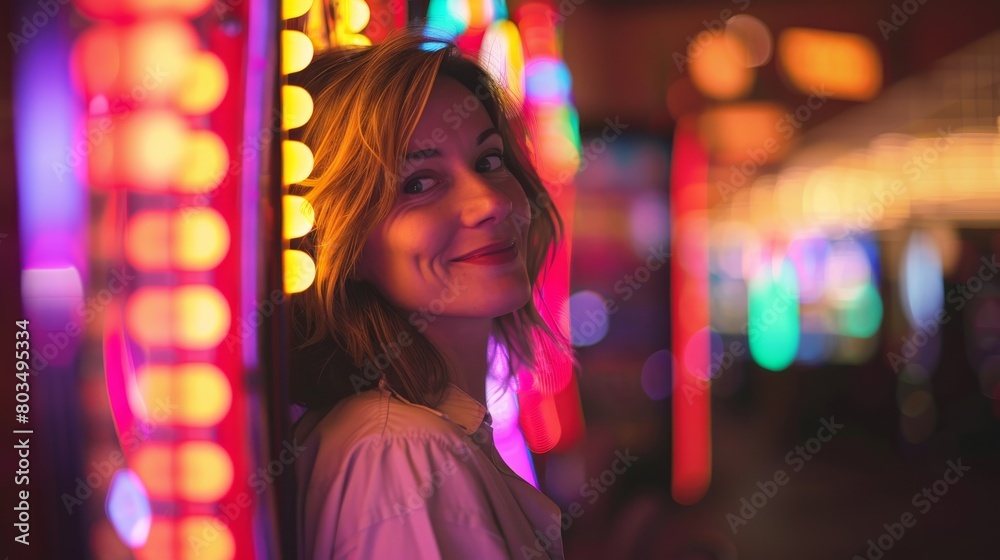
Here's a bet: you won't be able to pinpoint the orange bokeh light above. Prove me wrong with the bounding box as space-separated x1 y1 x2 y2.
137 363 233 427
689 31 755 101
126 208 229 271
177 441 234 502
778 28 882 101
126 286 230 349
70 25 121 97
132 442 234 502
134 516 235 560
116 110 188 189
116 19 198 102
176 130 229 193
174 52 229 115
696 102 791 165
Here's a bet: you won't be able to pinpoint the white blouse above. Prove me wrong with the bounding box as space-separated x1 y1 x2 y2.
294 378 565 560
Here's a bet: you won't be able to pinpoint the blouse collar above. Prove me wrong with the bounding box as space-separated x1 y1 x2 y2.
378 377 491 436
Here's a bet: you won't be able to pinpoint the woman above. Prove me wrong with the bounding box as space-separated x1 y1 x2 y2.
289 28 574 560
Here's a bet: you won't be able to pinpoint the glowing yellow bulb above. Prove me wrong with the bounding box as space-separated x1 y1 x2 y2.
125 209 229 271
133 444 173 498
282 0 313 20
175 286 230 349
283 140 314 185
178 441 233 502
127 286 230 349
281 30 313 75
282 85 313 130
117 110 187 190
174 51 228 115
176 208 230 270
176 130 228 193
284 249 316 293
346 0 370 33
179 517 235 560
283 195 315 239
341 33 372 46
138 363 232 426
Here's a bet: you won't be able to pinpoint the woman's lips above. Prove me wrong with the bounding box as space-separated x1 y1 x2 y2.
453 243 518 265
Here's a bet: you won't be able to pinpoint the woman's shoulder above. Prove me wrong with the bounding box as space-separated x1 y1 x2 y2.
294 388 472 459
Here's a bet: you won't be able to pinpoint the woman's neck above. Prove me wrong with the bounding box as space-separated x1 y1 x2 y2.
421 317 492 406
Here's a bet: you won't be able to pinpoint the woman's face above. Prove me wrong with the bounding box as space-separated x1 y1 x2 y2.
357 76 533 323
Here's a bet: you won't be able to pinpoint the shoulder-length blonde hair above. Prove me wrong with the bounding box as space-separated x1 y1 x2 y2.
289 28 574 409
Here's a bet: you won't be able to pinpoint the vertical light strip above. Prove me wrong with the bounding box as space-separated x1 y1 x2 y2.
282 3 318 294
68 0 249 557
670 116 712 505
513 1 582 454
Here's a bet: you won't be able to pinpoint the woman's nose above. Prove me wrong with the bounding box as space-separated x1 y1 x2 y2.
454 166 513 227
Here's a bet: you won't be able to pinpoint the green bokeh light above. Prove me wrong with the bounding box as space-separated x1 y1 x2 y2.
747 259 800 371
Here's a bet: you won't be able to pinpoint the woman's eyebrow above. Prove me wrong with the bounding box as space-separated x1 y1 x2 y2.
476 128 499 145
403 128 501 161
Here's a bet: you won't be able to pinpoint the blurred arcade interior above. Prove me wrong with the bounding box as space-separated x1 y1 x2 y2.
2 0 999 558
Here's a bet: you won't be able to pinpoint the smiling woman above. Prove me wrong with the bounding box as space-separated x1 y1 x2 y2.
288 28 574 560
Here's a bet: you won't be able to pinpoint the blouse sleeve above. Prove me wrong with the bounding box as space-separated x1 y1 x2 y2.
329 432 512 560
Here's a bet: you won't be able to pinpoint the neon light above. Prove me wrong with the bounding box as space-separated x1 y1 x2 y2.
282 0 313 19
670 116 711 505
900 230 944 331
281 30 314 75
281 85 314 130
126 208 230 270
284 249 317 293
524 58 570 105
175 52 228 114
747 258 800 371
282 195 315 240
282 140 314 185
426 0 470 42
177 130 229 193
126 286 231 349
116 110 189 189
106 469 152 548
138 364 232 426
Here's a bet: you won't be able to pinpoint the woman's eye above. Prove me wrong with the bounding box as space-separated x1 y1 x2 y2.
402 176 438 194
476 152 504 173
